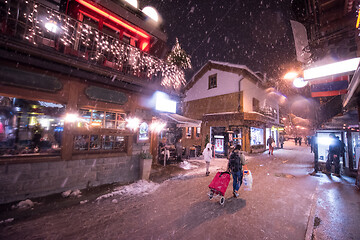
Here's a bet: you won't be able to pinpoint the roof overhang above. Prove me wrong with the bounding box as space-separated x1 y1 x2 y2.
343 66 360 108
159 113 201 128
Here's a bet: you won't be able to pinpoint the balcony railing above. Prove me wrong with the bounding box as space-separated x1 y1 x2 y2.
0 0 185 89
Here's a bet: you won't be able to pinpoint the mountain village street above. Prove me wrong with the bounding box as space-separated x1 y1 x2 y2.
1 142 359 240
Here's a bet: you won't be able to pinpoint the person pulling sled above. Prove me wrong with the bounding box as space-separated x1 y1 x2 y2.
228 145 247 198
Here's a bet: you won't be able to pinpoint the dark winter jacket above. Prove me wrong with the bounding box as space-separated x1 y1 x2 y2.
228 149 246 172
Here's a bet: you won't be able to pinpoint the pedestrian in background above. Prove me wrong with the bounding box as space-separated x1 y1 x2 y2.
267 136 274 155
279 135 284 149
325 134 342 176
295 137 298 145
228 144 246 198
299 136 302 146
309 136 319 176
203 143 213 176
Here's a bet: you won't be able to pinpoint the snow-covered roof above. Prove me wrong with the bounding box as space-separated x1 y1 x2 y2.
185 60 264 91
208 61 264 83
203 111 238 116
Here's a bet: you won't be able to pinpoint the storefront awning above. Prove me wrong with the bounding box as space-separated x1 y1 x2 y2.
159 113 201 127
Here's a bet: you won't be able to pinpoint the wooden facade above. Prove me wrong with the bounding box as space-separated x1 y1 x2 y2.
0 0 178 203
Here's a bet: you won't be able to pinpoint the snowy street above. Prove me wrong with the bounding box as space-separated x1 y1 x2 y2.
0 142 359 240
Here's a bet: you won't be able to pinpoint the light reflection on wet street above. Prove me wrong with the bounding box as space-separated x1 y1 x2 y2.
0 141 359 240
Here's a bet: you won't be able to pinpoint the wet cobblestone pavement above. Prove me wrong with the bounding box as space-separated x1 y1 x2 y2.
0 142 359 240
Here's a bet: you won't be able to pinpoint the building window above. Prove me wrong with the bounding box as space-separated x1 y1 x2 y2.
250 127 264 146
253 98 260 112
77 109 126 129
196 127 201 138
208 74 217 89
186 127 192 138
74 134 127 152
0 96 65 156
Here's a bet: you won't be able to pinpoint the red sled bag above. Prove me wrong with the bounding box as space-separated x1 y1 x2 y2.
208 171 231 196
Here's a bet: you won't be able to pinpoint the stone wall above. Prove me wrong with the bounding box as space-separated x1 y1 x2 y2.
0 152 144 204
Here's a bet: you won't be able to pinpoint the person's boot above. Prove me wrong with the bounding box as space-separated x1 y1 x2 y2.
233 191 239 198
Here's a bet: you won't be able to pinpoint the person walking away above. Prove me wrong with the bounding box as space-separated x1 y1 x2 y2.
267 136 274 155
159 137 170 164
325 134 341 176
338 136 346 166
175 139 183 161
228 145 247 197
309 136 319 175
203 143 213 176
295 137 298 145
279 135 284 149
299 137 302 146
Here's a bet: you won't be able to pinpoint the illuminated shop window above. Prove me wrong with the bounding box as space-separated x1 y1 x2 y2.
78 109 126 129
0 96 65 156
250 127 264 146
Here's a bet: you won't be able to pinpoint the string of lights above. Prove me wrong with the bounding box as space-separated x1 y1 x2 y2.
8 0 186 89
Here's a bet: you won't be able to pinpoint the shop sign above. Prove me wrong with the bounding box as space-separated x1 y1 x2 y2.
85 86 128 105
0 66 62 92
154 91 176 113
138 122 149 141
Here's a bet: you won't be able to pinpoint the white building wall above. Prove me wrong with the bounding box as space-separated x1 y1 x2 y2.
184 69 243 102
184 67 280 124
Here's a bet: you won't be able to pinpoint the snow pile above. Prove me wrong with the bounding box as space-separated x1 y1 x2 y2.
62 189 82 198
179 161 198 170
11 199 36 210
0 218 14 224
96 180 160 201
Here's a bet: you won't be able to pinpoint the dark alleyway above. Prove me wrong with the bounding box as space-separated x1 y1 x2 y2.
0 142 359 240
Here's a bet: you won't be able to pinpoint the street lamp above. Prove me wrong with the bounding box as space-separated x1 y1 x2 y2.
293 77 308 88
283 71 298 80
283 70 307 88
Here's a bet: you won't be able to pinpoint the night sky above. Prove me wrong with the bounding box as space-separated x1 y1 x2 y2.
146 0 297 80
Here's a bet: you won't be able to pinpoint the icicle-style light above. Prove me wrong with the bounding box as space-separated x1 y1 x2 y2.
16 0 186 89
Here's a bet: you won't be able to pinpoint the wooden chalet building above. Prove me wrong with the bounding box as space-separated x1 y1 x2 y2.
181 61 284 156
0 0 184 204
